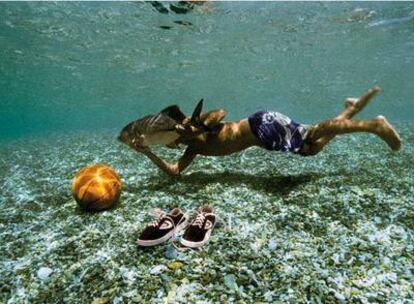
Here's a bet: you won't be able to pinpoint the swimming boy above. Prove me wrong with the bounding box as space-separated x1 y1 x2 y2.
122 87 401 176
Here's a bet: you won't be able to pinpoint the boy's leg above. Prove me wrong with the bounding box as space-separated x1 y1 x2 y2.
336 86 381 120
307 115 401 151
302 87 382 155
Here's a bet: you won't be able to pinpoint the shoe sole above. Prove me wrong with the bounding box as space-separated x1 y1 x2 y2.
137 218 188 247
180 221 216 248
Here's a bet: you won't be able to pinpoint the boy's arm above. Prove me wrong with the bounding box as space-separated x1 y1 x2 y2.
134 146 196 176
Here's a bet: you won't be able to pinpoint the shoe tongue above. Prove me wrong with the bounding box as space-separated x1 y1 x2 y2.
169 208 181 217
200 206 213 213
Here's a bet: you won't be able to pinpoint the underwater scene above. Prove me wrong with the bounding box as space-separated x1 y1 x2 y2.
0 1 413 303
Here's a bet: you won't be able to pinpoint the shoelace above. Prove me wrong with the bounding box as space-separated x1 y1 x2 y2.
145 208 190 252
146 209 213 251
192 212 206 229
172 217 192 252
172 211 206 252
148 208 169 227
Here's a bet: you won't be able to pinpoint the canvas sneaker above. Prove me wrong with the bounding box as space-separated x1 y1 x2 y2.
137 208 188 247
181 206 217 248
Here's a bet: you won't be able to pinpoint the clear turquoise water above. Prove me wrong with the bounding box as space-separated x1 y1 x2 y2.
1 2 414 140
1 2 413 303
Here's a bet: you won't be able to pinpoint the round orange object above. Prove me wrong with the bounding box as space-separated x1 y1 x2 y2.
71 164 122 211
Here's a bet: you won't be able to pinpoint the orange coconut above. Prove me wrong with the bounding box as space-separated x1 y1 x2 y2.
72 164 122 211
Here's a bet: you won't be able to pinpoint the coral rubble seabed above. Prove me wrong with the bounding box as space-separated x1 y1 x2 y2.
0 124 413 303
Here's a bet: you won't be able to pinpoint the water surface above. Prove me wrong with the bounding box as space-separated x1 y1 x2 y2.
1 1 413 140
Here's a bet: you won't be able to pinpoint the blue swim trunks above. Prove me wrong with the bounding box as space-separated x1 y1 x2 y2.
248 111 310 153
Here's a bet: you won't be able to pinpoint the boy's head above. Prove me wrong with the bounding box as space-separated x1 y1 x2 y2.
173 100 227 143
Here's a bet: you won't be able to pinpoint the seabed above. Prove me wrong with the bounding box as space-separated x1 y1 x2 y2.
0 124 413 303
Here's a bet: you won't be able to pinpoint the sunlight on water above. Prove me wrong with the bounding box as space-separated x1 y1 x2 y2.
1 2 414 140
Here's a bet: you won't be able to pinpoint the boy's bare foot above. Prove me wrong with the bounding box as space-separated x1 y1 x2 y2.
340 87 381 121
344 87 381 113
374 115 401 151
344 98 358 110
355 86 381 111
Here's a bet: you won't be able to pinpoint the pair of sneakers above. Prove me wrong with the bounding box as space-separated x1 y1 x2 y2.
137 206 217 248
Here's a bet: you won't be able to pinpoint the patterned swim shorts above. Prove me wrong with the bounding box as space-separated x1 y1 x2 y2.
248 111 310 153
